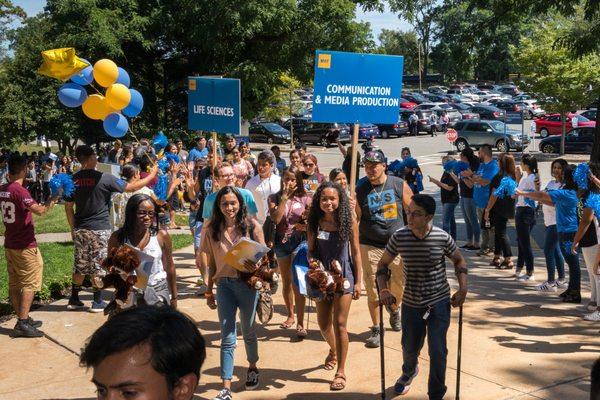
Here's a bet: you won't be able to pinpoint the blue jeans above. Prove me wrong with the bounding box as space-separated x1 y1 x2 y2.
401 298 451 400
442 203 457 240
515 207 535 274
216 278 259 380
558 232 581 292
543 225 565 282
460 197 480 243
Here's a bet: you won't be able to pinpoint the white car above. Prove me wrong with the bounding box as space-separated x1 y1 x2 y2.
414 102 446 110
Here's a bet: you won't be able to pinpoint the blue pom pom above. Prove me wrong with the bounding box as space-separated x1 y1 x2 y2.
388 160 404 174
573 163 590 190
49 173 76 197
158 158 170 173
165 153 180 164
585 192 600 216
403 157 418 169
493 176 517 198
454 161 469 175
153 131 169 153
153 175 169 201
443 160 457 172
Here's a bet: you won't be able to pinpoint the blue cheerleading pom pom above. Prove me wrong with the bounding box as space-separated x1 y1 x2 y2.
153 175 169 201
443 160 457 172
48 173 76 197
454 161 469 175
165 153 180 164
403 157 418 169
493 176 517 198
573 163 590 190
388 159 404 174
158 158 170 173
153 131 169 153
585 192 600 216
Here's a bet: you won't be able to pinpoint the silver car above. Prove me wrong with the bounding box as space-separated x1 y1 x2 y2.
454 120 530 152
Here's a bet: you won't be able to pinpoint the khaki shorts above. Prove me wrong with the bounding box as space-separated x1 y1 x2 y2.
5 247 44 292
360 244 405 303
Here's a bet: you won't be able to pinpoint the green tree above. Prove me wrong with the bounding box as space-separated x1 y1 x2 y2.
512 13 600 155
377 29 419 75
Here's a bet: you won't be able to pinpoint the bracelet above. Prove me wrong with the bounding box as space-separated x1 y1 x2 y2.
379 288 391 294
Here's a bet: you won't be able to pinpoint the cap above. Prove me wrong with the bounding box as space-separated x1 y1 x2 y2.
362 150 386 164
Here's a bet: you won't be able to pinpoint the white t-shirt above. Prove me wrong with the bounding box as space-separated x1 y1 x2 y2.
245 173 281 224
543 180 562 226
516 173 537 207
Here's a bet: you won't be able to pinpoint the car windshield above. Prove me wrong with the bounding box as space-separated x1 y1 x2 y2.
489 121 507 131
576 115 590 122
263 123 286 132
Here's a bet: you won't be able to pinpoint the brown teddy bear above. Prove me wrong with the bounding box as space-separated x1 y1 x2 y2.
240 255 280 291
307 259 350 298
95 246 140 315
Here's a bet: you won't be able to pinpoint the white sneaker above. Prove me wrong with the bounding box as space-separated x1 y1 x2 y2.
514 268 523 278
536 281 557 292
555 279 568 288
586 302 598 312
583 310 600 321
517 274 535 282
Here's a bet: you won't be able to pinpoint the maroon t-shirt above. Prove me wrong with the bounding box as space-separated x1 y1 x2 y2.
0 181 37 249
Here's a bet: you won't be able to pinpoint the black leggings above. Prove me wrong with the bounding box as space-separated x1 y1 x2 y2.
493 216 512 257
515 207 535 273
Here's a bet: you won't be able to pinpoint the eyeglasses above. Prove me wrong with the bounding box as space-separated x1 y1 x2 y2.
406 211 426 218
137 211 156 217
303 163 315 167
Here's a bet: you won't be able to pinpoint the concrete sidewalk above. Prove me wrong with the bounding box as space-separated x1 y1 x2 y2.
0 244 598 399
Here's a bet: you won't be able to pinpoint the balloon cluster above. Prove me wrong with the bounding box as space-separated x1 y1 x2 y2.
493 176 517 198
57 59 144 138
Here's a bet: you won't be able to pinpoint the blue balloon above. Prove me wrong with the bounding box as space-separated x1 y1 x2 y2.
57 83 88 108
103 113 129 138
122 88 144 117
71 65 94 85
116 67 130 87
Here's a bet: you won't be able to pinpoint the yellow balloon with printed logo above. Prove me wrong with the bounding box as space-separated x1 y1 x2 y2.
106 83 131 110
82 94 114 120
93 59 118 87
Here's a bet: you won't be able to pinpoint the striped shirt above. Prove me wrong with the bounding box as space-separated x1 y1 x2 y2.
385 226 457 307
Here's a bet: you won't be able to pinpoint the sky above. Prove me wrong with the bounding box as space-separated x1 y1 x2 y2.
12 0 407 42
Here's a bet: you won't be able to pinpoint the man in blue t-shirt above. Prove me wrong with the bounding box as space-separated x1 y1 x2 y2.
187 135 209 169
201 162 258 220
470 144 498 255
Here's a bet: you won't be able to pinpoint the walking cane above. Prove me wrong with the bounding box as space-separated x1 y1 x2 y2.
455 305 463 400
375 281 386 400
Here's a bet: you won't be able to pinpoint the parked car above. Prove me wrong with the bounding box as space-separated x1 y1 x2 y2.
534 113 594 138
497 86 520 96
414 102 446 111
399 98 417 109
402 92 429 104
494 100 522 113
295 122 350 146
281 117 310 132
447 89 479 102
453 120 530 152
579 109 597 121
355 123 380 140
431 107 462 126
423 93 449 103
516 102 545 119
452 103 479 120
249 123 291 144
539 126 595 154
470 104 506 120
399 109 435 134
428 86 448 94
376 120 409 138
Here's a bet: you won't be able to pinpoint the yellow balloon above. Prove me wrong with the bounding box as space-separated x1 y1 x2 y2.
82 94 115 120
106 83 131 110
93 59 118 87
37 47 89 81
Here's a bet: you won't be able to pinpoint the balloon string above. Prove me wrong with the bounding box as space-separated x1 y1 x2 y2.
128 128 156 167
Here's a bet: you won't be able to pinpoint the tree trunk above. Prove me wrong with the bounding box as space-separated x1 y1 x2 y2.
591 94 600 163
560 113 566 155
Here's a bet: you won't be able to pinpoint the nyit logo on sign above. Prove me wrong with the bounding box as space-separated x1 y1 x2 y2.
188 79 196 91
317 53 331 69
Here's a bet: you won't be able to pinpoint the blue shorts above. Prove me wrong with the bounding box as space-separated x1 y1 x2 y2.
193 221 203 250
188 212 197 230
273 232 305 259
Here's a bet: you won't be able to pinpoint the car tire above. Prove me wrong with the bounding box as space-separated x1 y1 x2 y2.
267 137 274 144
381 130 389 139
496 139 508 153
320 137 329 147
541 143 556 154
540 128 550 138
525 111 533 120
455 138 468 152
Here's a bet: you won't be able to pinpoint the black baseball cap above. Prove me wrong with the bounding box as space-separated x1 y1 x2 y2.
363 150 386 164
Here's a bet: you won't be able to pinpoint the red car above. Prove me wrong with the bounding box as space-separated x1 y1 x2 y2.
535 113 595 138
399 98 417 109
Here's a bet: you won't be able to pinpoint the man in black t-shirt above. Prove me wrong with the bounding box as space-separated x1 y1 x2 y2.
64 145 158 312
355 150 413 348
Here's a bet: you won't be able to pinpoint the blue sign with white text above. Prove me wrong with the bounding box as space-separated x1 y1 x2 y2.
312 50 404 124
188 77 241 135
505 111 523 125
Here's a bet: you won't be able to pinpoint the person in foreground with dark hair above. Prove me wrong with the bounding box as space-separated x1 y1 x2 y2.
0 155 57 337
376 194 468 399
592 357 600 400
80 305 205 400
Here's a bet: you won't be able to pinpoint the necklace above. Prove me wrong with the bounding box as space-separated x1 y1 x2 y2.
370 177 387 202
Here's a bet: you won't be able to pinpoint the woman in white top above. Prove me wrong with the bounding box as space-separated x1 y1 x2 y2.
514 154 540 281
107 193 177 308
537 159 567 292
111 164 154 229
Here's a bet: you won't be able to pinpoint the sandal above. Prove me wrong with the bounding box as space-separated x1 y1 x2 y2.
490 258 502 268
330 373 346 391
279 320 294 329
324 351 337 371
500 260 514 270
296 325 308 338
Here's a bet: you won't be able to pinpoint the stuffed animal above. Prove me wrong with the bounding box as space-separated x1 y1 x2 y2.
307 259 350 298
240 255 279 290
94 246 140 315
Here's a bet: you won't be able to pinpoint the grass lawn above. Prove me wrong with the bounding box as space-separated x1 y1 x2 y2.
0 234 194 305
0 205 193 236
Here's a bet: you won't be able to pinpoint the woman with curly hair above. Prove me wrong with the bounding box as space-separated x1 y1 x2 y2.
201 186 265 399
306 181 362 391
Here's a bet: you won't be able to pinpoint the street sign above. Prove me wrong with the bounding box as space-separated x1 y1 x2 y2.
446 128 458 143
187 77 241 135
312 50 404 124
505 111 523 124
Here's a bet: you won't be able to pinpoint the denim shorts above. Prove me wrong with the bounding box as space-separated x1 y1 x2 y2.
273 232 305 259
193 221 203 250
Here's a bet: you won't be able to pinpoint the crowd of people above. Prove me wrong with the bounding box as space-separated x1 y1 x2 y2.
1 132 599 400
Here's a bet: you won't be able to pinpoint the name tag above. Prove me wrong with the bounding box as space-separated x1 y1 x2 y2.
292 202 302 210
317 230 330 240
